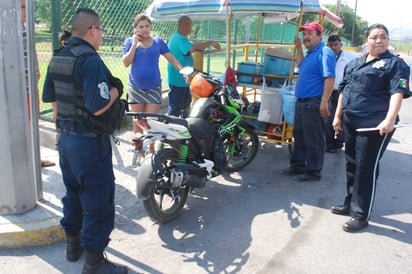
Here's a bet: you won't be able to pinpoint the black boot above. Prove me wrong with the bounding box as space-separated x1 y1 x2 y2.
82 251 128 274
66 232 83 262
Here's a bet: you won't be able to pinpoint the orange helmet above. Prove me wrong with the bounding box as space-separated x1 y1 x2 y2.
190 73 217 98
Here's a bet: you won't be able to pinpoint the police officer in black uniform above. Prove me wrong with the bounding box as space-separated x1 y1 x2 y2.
43 8 128 273
331 24 410 232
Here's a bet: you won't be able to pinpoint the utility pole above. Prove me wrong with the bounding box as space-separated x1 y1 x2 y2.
351 0 358 46
0 0 37 215
334 0 341 34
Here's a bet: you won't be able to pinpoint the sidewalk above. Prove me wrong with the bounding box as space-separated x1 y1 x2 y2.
0 119 136 248
0 94 170 248
0 134 64 247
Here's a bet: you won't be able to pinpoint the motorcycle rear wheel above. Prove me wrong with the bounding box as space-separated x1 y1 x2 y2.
142 148 189 223
224 127 259 171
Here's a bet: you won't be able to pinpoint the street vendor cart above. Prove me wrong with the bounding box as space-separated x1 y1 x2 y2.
146 0 344 153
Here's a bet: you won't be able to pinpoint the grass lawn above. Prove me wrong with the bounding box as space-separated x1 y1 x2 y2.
37 41 233 117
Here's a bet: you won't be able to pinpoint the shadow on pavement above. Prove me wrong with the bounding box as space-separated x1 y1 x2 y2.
1 115 411 273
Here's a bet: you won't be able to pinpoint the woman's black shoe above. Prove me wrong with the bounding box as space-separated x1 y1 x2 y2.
342 218 368 232
331 205 350 216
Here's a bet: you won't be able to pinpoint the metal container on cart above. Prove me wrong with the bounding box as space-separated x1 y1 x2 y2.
263 47 294 87
237 62 263 84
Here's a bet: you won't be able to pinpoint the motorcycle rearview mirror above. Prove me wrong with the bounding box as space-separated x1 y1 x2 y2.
179 66 195 75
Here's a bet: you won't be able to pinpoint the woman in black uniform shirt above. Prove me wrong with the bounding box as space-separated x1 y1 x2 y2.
331 24 410 232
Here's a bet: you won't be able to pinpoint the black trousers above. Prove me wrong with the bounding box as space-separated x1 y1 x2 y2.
59 132 115 253
290 98 325 176
343 120 394 221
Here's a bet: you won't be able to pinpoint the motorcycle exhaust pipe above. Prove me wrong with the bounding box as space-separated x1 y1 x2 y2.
172 164 208 189
182 176 207 189
136 160 211 200
170 169 207 188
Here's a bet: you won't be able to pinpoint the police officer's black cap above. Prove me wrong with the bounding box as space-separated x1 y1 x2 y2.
328 35 341 42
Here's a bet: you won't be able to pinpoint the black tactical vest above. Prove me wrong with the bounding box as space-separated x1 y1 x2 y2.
48 44 97 125
48 42 126 136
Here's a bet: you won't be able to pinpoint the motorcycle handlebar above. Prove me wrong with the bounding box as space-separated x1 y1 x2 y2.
125 112 186 125
179 66 210 77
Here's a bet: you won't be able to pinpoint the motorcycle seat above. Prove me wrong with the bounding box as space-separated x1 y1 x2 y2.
165 116 188 128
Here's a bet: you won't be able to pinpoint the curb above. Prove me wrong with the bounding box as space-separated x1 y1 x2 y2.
0 201 65 248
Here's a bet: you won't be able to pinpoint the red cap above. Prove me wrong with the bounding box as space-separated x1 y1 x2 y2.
298 22 322 33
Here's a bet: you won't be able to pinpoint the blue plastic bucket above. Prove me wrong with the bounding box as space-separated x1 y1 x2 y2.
281 91 296 125
263 55 292 76
263 48 293 76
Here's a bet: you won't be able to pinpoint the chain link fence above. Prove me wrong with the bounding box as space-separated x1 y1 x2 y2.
36 0 300 116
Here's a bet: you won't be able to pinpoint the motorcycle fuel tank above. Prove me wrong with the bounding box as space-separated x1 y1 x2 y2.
190 97 228 122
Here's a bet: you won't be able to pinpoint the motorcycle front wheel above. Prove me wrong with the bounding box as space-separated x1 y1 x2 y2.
223 127 259 171
142 148 189 223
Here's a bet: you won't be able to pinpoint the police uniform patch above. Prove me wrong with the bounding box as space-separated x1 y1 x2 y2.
372 60 385 69
98 82 109 99
399 78 409 89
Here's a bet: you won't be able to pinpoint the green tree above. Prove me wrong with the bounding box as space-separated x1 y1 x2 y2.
34 0 51 24
302 4 369 46
323 4 368 46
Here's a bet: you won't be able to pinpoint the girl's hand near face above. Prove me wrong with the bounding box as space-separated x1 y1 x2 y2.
133 31 143 45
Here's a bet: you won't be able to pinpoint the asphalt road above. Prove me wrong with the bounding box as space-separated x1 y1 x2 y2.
0 99 411 274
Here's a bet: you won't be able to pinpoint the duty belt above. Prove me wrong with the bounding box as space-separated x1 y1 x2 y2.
296 97 321 102
57 127 99 138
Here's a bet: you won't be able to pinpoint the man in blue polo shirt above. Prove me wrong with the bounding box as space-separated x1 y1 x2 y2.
280 22 336 181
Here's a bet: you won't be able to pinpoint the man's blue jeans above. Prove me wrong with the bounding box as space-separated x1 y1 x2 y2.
167 85 192 118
